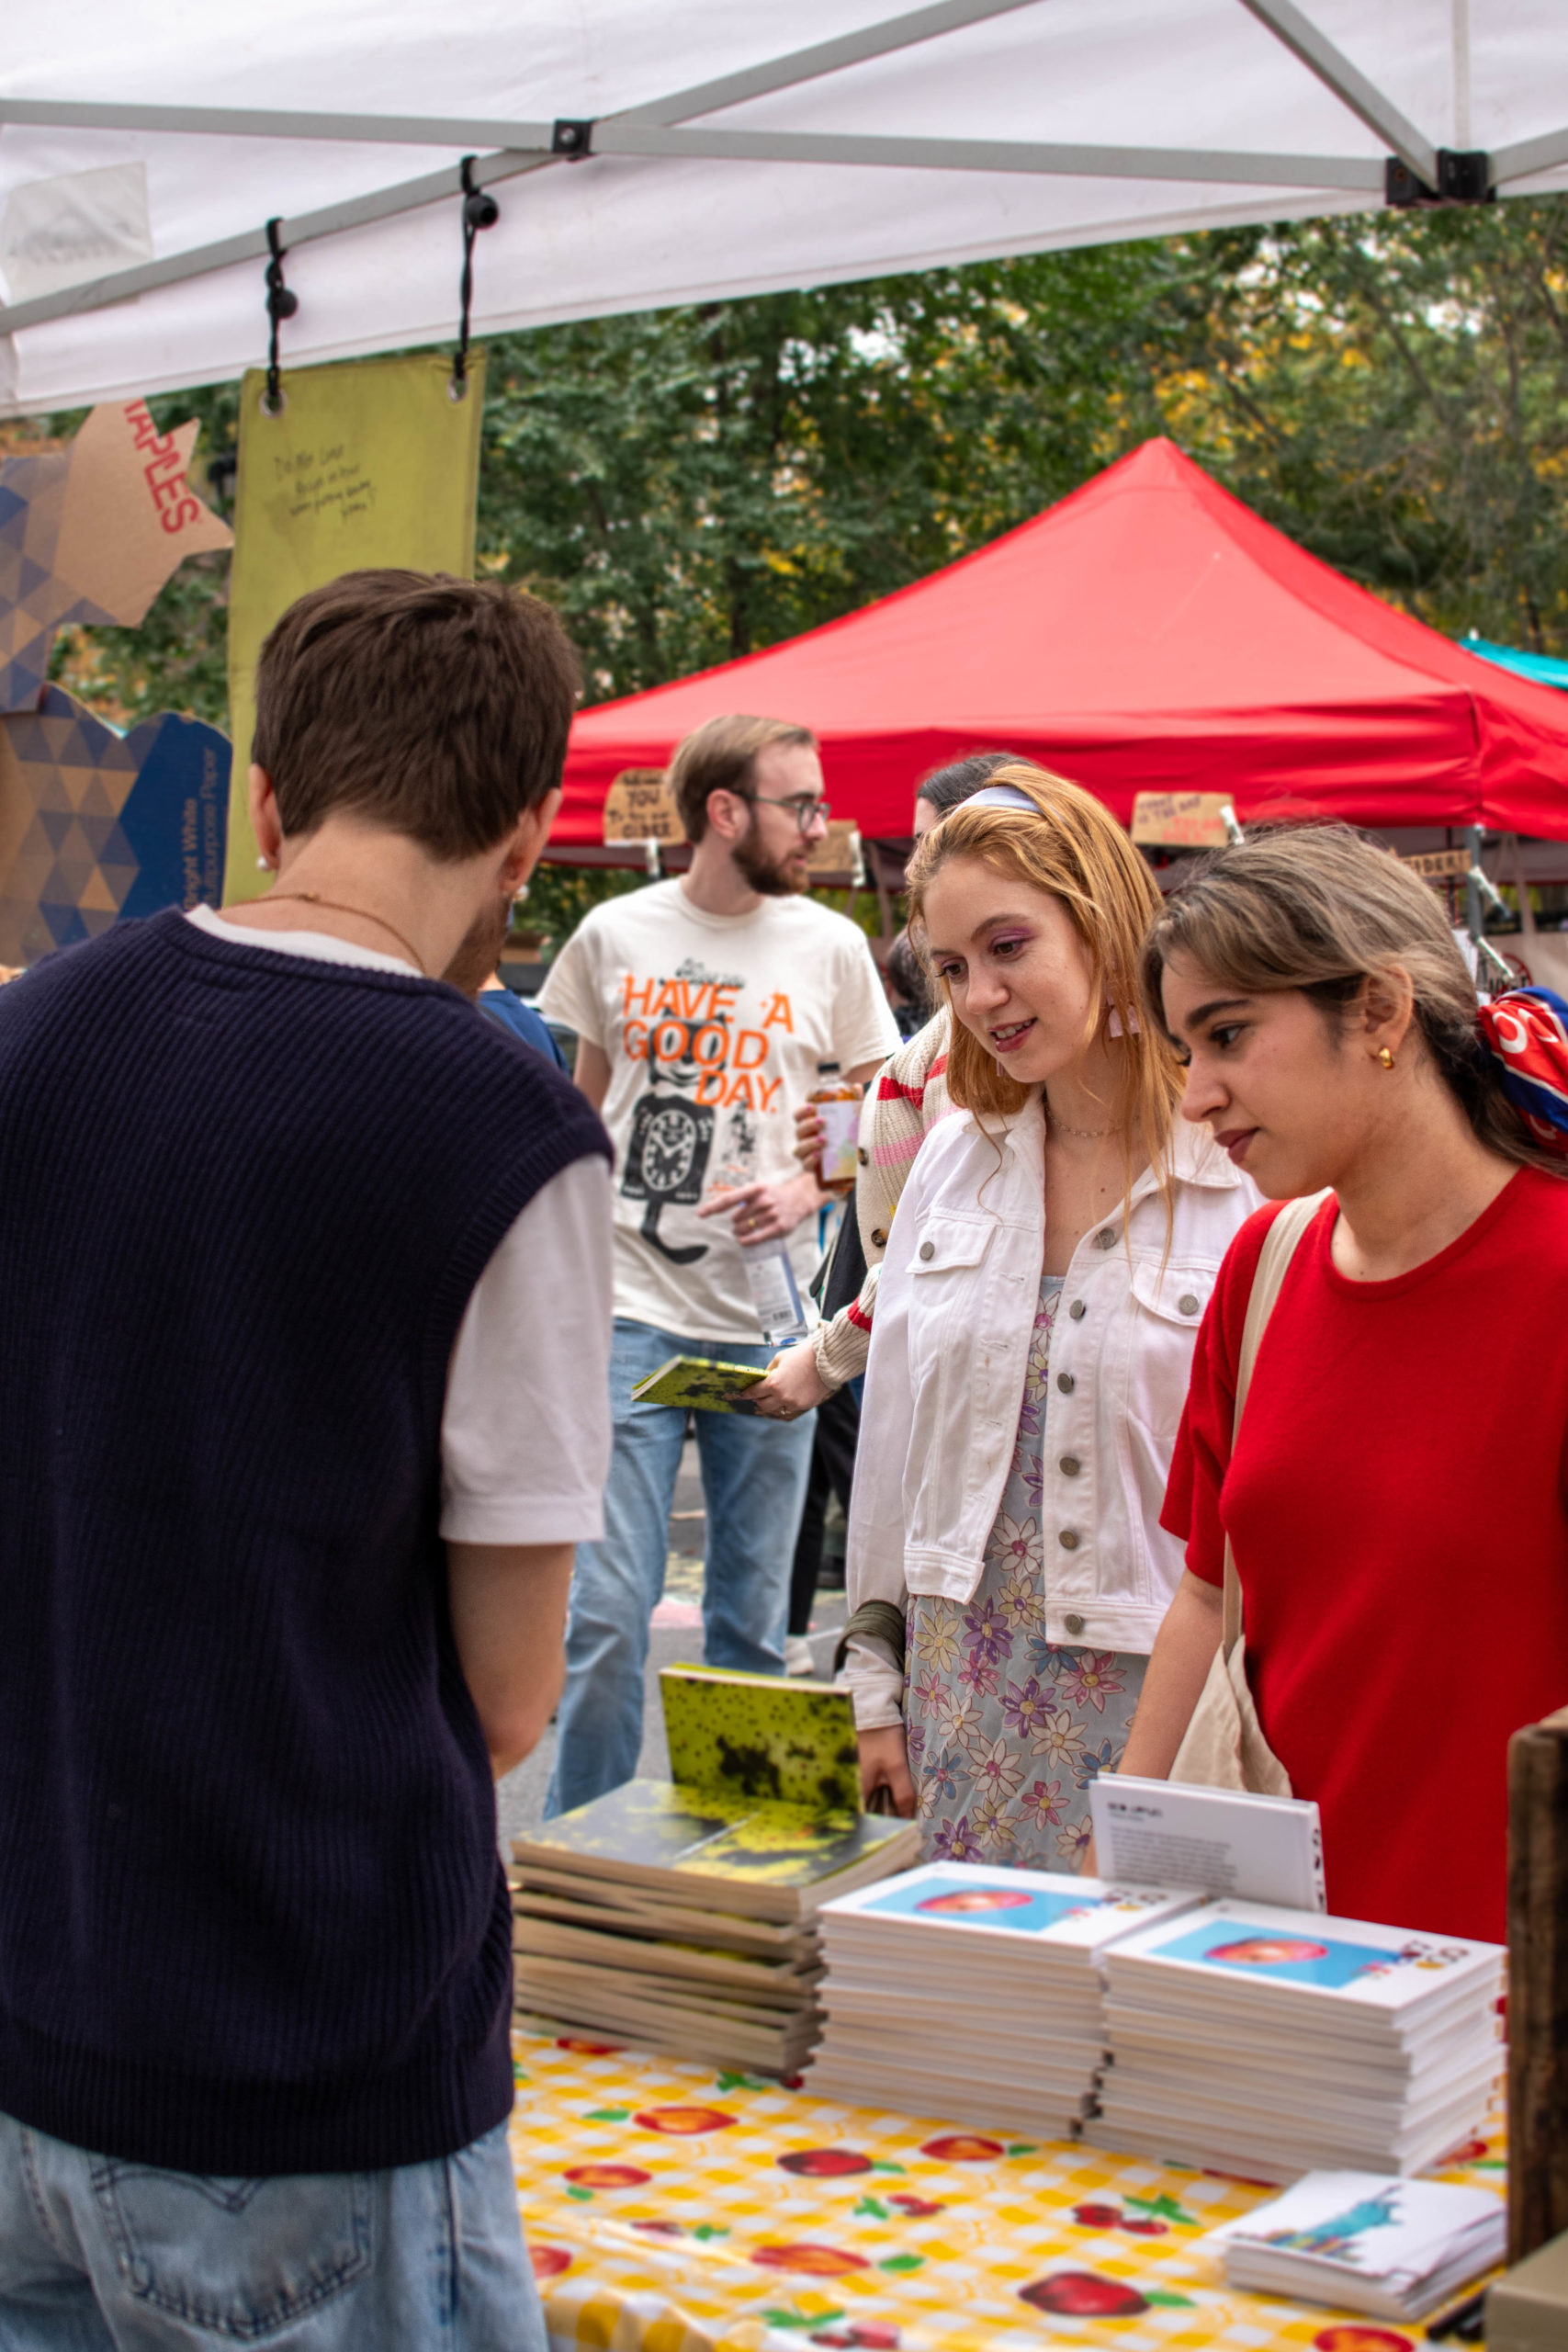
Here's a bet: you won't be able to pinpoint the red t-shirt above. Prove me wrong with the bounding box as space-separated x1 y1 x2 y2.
1162 1167 1568 1945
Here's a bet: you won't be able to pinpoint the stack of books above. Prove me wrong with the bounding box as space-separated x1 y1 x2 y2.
510 1665 919 2075
1205 2170 1506 2321
807 1862 1200 2138
1090 1899 1505 2180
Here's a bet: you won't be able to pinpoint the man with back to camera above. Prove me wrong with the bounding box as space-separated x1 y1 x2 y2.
537 713 899 1816
0 571 615 2350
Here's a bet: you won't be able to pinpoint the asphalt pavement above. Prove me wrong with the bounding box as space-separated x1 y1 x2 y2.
496 1437 848 1852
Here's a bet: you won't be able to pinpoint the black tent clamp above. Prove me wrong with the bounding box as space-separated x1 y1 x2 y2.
450 157 501 401
261 216 299 415
1386 149 1495 206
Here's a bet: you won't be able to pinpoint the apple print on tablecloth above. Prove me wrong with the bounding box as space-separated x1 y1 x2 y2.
561 2164 651 2192
528 2245 573 2280
809 2327 900 2348
633 2105 738 2135
1311 2331 1415 2352
1068 2189 1195 2236
1020 2267 1199 2320
779 2149 874 2178
1021 2273 1149 2319
630 2220 732 2245
919 2134 1004 2163
752 2245 873 2278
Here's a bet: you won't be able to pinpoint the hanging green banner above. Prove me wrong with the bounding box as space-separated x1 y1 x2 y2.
222 348 486 904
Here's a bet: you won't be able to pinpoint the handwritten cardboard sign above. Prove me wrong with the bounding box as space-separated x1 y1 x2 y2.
603 768 683 844
1400 847 1472 881
223 349 486 903
807 819 864 882
1130 791 1235 850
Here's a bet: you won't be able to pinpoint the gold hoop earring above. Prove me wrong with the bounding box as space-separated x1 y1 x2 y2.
1377 1046 1395 1070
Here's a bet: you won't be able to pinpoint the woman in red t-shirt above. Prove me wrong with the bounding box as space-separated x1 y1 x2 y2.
1120 823 1568 1943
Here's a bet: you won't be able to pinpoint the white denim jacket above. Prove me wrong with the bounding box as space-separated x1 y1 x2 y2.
843 1098 1261 1729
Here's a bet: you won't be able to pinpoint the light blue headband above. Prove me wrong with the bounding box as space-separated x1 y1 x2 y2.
965 783 1037 812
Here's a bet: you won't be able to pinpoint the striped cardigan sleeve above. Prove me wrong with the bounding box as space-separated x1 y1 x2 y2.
808 1006 952 1389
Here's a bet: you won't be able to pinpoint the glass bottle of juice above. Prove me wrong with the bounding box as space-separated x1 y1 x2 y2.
810 1060 862 1197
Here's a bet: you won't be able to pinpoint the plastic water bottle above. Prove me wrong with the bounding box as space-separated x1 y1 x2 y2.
741 1238 810 1348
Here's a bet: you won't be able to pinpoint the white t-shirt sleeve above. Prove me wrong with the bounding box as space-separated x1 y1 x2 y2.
833 934 903 1072
536 922 604 1049
439 1154 614 1544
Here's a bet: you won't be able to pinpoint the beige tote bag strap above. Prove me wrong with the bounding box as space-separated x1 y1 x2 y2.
1220 1190 1331 1657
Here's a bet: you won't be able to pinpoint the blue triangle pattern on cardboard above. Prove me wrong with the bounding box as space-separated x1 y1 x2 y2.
0 688 231 966
117 708 231 921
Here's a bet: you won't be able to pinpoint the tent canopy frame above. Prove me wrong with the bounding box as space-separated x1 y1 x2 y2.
0 0 1551 346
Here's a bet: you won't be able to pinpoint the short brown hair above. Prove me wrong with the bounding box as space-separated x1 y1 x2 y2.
667 714 817 842
252 570 581 858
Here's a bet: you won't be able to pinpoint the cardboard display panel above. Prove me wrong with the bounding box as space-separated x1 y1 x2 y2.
0 685 229 965
0 399 231 716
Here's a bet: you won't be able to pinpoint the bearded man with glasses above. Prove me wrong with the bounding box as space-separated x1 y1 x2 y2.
538 714 898 1813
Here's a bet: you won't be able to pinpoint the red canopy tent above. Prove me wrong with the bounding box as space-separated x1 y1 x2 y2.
556 437 1568 850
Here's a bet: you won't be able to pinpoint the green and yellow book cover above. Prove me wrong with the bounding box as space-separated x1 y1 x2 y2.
511 1670 918 1921
660 1661 862 1813
630 1355 765 1412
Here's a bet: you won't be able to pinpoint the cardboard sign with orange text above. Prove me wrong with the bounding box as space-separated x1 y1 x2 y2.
0 399 231 716
1130 791 1235 850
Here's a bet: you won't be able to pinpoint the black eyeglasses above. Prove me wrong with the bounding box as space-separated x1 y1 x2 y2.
750 793 831 834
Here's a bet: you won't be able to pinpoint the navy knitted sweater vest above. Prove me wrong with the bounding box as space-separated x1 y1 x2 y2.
0 910 608 2173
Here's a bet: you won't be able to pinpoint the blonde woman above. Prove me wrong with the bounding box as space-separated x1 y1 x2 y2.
843 767 1260 1860
1126 823 1568 1942
749 752 1018 1423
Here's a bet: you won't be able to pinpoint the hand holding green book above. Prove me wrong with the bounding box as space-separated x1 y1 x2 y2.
631 1355 767 1412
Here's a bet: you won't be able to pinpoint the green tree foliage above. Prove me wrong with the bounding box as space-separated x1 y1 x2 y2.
477 245 1175 698
1156 202 1568 650
41 198 1568 746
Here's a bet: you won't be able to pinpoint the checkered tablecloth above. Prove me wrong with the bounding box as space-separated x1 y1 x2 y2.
508 2027 1504 2352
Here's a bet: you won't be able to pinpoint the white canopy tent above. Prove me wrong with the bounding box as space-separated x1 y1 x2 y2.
1 0 1565 415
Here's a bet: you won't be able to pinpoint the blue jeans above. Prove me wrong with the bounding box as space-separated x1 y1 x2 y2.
0 2112 543 2350
544 1317 816 1817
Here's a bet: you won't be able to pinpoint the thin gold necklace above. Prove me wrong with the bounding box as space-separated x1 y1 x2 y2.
1047 1107 1112 1140
265 891 426 977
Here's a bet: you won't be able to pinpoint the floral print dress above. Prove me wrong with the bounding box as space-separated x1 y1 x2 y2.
903 1275 1147 1871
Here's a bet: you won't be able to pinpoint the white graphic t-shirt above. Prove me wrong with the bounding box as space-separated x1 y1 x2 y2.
539 880 899 1344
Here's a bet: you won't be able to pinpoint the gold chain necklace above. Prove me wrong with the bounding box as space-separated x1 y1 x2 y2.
1047 1108 1112 1140
264 891 426 976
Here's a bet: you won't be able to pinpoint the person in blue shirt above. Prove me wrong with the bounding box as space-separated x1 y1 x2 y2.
443 893 567 1066
479 985 567 1066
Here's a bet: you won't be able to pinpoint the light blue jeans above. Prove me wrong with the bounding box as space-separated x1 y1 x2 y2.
0 2112 544 2350
545 1317 816 1818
